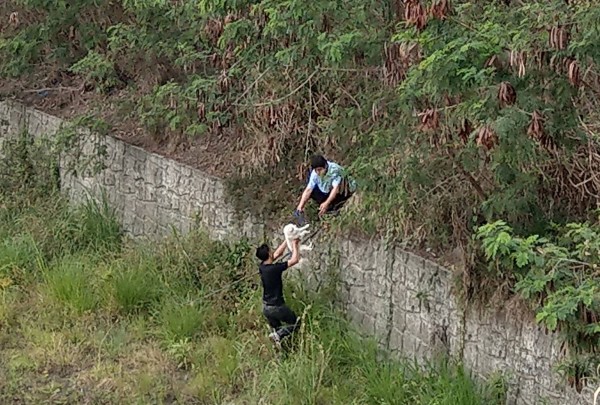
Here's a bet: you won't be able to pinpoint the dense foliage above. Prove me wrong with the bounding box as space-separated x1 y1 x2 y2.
2 0 600 247
0 0 600 246
3 0 600 390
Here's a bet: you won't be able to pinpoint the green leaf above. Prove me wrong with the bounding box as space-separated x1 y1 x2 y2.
537 311 558 331
515 251 529 268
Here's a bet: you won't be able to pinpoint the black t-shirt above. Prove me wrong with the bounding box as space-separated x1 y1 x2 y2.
259 261 289 306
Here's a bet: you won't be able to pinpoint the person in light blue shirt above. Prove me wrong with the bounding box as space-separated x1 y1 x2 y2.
295 154 357 217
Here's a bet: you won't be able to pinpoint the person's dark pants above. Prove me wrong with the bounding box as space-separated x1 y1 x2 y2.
263 303 300 339
305 170 353 212
310 186 352 212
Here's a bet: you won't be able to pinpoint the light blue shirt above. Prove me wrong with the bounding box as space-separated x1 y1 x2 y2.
307 160 357 194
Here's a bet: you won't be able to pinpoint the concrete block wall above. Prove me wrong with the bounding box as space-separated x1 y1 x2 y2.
0 100 592 405
327 239 586 404
0 101 263 242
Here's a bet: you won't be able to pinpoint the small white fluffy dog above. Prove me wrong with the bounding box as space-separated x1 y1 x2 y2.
283 223 313 252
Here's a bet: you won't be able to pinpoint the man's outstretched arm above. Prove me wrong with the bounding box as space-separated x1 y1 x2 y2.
272 240 288 260
296 171 317 212
297 187 313 212
286 239 300 268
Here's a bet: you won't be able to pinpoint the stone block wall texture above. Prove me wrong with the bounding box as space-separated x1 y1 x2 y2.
0 101 263 242
0 100 592 405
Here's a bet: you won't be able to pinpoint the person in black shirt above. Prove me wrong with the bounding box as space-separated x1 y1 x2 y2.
256 237 301 349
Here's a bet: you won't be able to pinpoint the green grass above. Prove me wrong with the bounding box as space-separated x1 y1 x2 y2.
0 192 506 404
42 255 99 313
112 260 163 314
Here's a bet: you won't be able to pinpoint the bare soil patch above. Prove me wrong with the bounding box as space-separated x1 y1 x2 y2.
0 72 243 178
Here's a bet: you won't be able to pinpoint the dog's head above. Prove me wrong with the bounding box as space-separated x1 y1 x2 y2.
283 223 310 240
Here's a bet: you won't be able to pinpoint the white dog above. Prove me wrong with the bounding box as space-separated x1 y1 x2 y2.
283 223 313 252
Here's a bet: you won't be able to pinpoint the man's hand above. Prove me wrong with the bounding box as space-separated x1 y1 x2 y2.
318 202 329 216
319 183 339 216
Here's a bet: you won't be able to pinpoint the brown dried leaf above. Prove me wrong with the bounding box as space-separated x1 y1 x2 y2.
458 119 472 144
476 125 497 150
322 14 332 33
508 50 527 77
567 59 580 87
549 54 560 70
498 81 517 107
429 0 450 20
421 108 439 130
371 102 379 122
204 19 223 43
296 162 309 181
518 52 527 78
197 102 205 120
527 110 544 141
210 53 220 66
485 55 503 70
548 25 569 50
224 14 235 25
9 12 19 26
509 50 517 67
218 70 230 92
383 41 420 86
527 110 556 151
404 0 428 30
535 51 548 70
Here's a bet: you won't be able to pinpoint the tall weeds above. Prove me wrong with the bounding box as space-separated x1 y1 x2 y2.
0 137 506 403
0 193 506 404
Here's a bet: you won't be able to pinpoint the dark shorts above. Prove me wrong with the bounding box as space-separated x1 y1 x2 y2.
310 187 352 212
308 176 354 212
